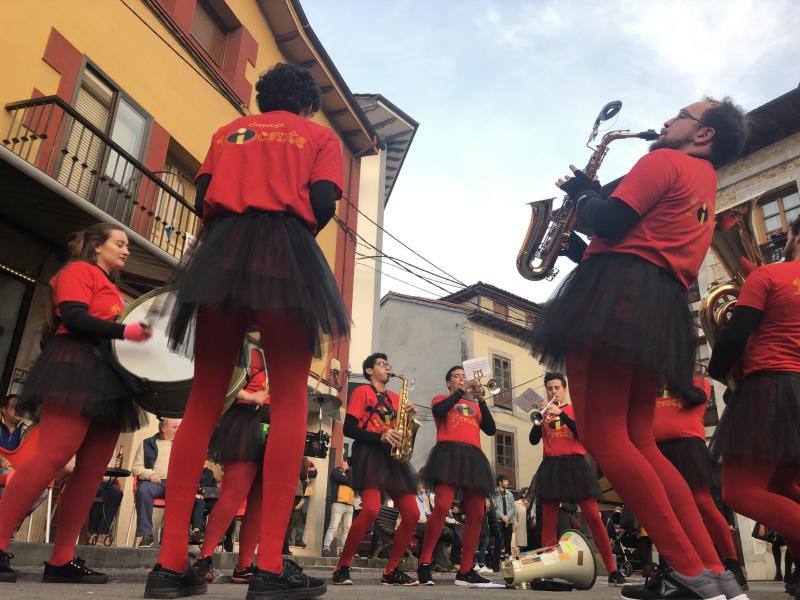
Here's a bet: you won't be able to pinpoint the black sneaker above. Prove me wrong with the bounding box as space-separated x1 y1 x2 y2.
609 570 628 586
331 565 352 585
455 568 492 587
232 565 255 584
139 535 156 548
723 559 748 591
620 567 725 600
42 558 108 584
713 569 749 600
194 556 215 583
246 560 326 599
189 530 204 545
417 562 434 586
786 570 800 596
380 568 418 586
0 551 17 583
144 563 208 599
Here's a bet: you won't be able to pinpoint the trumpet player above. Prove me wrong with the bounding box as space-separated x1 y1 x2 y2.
527 373 625 586
417 366 496 587
331 353 420 586
528 98 750 600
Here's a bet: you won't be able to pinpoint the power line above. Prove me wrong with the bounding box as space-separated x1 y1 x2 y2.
356 253 462 291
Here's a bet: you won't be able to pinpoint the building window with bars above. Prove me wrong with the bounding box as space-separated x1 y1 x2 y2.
494 430 516 489
759 186 800 237
492 354 513 409
192 0 228 67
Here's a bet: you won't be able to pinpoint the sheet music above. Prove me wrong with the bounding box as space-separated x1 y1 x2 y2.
462 356 491 380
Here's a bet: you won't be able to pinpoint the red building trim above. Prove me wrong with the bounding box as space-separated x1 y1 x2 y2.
42 27 83 103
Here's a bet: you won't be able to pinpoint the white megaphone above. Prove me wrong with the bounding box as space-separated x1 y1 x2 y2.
500 529 597 590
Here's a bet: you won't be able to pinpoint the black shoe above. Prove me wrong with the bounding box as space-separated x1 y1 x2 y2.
189 530 204 545
43 558 108 584
294 541 307 549
139 535 156 548
609 570 628 586
723 558 748 590
620 567 724 600
774 572 784 581
787 570 800 596
223 536 234 553
232 565 255 584
417 563 434 586
144 563 208 599
331 565 352 585
0 551 17 583
246 560 326 599
194 556 215 583
380 568 418 586
455 568 492 587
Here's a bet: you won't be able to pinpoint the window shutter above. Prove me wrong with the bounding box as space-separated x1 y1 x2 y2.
192 2 226 66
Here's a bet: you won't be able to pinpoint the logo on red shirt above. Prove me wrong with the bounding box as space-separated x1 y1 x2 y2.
455 402 475 416
227 128 256 144
696 202 709 224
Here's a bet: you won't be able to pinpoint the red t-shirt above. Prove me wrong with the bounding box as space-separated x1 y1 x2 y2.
541 403 586 457
197 110 344 230
347 385 399 435
584 149 717 288
240 347 269 405
653 377 710 441
737 261 800 375
432 394 483 449
51 261 125 335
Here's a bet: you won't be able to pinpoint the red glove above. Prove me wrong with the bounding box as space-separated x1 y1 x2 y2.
124 322 152 342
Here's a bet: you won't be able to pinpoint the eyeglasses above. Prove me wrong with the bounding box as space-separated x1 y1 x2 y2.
375 362 391 369
675 109 706 126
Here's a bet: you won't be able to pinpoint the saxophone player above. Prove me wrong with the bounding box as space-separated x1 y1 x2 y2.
416 366 496 587
528 99 750 600
331 353 420 586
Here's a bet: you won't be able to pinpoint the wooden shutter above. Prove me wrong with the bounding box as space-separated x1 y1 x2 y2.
192 1 226 66
495 430 516 489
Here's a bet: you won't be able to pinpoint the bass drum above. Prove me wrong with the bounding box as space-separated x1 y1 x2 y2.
112 287 248 418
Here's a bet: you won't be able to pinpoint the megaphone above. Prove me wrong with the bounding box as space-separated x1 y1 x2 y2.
500 530 597 590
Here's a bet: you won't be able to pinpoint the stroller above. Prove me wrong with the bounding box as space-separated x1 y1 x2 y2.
606 506 654 578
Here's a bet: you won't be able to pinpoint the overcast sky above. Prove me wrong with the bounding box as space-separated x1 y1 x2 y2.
303 0 799 303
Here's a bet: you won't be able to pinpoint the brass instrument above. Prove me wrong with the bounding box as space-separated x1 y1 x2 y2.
516 101 658 281
530 398 557 426
389 373 421 463
468 374 502 400
699 199 765 347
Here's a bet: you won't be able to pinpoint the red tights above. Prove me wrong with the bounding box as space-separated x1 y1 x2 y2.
0 406 119 565
691 487 736 560
199 462 262 569
566 351 722 577
722 458 800 558
419 484 485 574
542 498 617 573
337 488 419 574
157 307 311 573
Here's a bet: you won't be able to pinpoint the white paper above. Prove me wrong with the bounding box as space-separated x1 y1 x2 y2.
462 356 492 381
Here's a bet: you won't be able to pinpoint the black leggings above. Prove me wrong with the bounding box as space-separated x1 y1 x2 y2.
773 539 799 577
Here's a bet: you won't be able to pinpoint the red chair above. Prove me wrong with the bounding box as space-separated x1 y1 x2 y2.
125 478 166 547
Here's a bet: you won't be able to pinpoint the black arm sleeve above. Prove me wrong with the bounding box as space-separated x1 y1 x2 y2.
343 414 383 444
59 301 126 339
195 173 211 219
479 402 496 435
708 305 764 381
575 190 641 238
310 180 340 232
431 389 466 419
564 232 588 264
559 412 578 436
529 424 542 446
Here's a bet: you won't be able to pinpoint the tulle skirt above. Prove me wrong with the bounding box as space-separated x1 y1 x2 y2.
207 402 269 464
530 454 602 502
422 441 495 497
349 441 417 494
166 211 350 357
527 252 702 404
710 371 800 464
16 335 147 431
657 436 717 490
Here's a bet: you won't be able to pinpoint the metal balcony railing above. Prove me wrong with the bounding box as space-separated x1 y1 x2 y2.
2 96 198 261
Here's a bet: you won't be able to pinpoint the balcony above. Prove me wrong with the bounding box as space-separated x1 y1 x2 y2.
0 96 198 283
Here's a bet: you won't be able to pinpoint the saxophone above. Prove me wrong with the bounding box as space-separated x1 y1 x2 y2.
516 101 658 281
389 373 421 463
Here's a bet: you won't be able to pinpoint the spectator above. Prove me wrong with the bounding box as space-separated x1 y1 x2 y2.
514 493 530 552
474 499 492 574
0 395 28 452
322 457 354 557
491 475 515 558
87 478 123 546
486 497 502 572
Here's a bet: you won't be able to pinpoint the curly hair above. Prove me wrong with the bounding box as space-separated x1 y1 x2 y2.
701 96 749 167
255 63 321 115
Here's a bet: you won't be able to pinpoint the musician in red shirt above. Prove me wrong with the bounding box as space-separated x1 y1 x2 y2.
331 353 419 587
146 64 349 600
195 345 270 584
416 365 496 587
528 373 624 585
709 215 800 598
653 376 745 587
528 98 749 600
0 223 151 584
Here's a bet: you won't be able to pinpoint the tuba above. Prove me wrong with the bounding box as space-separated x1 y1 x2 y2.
699 199 765 347
516 101 658 281
389 373 421 462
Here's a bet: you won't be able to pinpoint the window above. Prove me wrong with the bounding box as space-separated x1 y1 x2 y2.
492 354 513 409
758 186 800 237
493 301 508 319
192 0 227 67
0 263 35 395
494 430 516 489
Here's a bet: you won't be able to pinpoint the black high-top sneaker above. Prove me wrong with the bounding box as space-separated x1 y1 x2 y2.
194 556 215 583
0 550 17 583
246 559 326 599
454 567 492 587
231 564 256 584
144 563 208 598
331 565 352 585
380 568 418 586
608 570 628 586
417 562 434 586
42 558 108 584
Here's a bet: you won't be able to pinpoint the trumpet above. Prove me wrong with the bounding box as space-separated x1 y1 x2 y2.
530 398 558 426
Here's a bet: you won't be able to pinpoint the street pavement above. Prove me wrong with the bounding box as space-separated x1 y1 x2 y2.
2 567 790 599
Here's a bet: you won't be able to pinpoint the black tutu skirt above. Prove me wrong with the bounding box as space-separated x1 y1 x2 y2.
710 371 800 465
657 436 717 490
166 211 350 357
530 454 602 502
16 335 147 432
207 403 269 464
349 441 417 494
528 253 701 403
422 441 495 497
